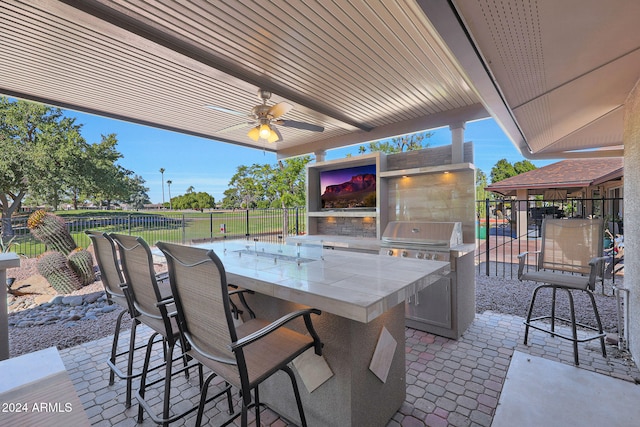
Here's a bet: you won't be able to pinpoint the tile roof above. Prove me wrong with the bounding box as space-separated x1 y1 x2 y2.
486 158 623 196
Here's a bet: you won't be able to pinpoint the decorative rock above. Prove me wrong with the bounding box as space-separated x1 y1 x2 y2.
17 320 34 327
61 295 84 306
84 293 102 304
100 305 118 313
7 290 127 328
49 295 65 304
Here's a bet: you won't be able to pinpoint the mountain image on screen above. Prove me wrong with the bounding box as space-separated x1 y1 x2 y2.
321 166 376 209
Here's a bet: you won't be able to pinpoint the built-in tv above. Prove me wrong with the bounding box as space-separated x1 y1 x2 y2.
320 164 376 209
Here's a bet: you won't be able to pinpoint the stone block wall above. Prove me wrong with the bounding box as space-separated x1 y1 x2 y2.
386 142 474 171
386 168 476 243
316 216 377 237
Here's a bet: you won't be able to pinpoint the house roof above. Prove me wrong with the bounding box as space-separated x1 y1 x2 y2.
485 158 624 196
0 1 637 160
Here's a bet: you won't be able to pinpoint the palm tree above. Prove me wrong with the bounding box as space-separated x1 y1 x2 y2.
159 168 165 207
166 179 172 210
186 185 195 194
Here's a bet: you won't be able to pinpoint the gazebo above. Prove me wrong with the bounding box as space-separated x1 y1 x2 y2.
485 158 623 239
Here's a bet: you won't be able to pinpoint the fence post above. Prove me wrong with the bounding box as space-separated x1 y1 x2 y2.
245 209 250 239
485 198 490 276
295 207 299 235
128 214 132 235
210 212 213 240
182 213 186 244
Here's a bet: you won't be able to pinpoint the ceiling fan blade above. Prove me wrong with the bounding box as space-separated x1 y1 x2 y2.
217 122 254 133
268 102 293 119
275 120 324 132
205 105 248 117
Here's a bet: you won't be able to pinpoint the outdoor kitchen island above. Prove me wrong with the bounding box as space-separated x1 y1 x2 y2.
191 241 450 427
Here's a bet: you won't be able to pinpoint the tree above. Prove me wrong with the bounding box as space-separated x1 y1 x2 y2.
270 157 311 208
166 180 173 209
476 169 488 201
186 185 195 194
514 160 537 175
0 98 87 235
357 131 433 154
221 157 311 210
1 98 148 221
159 168 165 205
490 158 537 183
85 134 132 210
172 191 215 210
222 165 266 209
490 159 517 183
28 116 89 210
271 156 312 235
125 174 151 210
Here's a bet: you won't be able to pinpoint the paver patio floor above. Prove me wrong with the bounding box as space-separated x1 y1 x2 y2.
58 311 640 426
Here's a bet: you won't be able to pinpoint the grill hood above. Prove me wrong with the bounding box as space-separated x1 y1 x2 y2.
381 221 463 248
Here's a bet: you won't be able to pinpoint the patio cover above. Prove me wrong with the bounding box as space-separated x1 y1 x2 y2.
1 1 638 160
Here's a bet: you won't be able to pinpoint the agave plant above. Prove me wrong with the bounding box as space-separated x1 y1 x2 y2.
0 232 17 254
1 231 19 293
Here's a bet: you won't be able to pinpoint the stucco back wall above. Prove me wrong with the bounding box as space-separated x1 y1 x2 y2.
623 79 640 363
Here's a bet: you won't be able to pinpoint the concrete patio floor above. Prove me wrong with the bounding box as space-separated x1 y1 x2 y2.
57 311 640 427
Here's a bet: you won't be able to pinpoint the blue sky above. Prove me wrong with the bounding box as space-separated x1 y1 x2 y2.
64 109 552 204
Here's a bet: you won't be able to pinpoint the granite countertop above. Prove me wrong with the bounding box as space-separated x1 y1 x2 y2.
192 241 450 323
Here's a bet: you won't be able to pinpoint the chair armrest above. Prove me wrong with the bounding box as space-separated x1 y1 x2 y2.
517 251 540 280
231 308 322 355
156 297 178 317
156 297 175 307
228 286 256 319
155 271 169 282
118 282 140 317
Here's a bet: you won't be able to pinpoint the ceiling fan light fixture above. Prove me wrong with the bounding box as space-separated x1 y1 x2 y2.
247 126 261 141
259 123 272 139
267 128 279 143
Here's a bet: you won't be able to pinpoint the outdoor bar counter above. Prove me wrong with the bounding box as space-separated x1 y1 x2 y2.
189 241 450 426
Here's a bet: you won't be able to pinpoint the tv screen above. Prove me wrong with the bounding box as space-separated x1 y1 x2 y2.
320 164 376 209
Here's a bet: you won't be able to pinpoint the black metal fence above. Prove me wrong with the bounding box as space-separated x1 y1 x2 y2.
4 208 306 258
475 197 623 283
5 200 624 283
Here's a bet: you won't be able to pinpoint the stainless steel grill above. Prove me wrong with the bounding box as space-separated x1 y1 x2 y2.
380 221 463 261
380 221 473 340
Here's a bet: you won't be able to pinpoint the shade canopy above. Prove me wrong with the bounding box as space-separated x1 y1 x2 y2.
1 1 636 159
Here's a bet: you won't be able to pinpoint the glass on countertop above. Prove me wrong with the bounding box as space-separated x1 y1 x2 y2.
196 239 324 265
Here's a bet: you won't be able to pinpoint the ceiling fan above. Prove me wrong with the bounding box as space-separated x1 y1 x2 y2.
207 89 324 143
